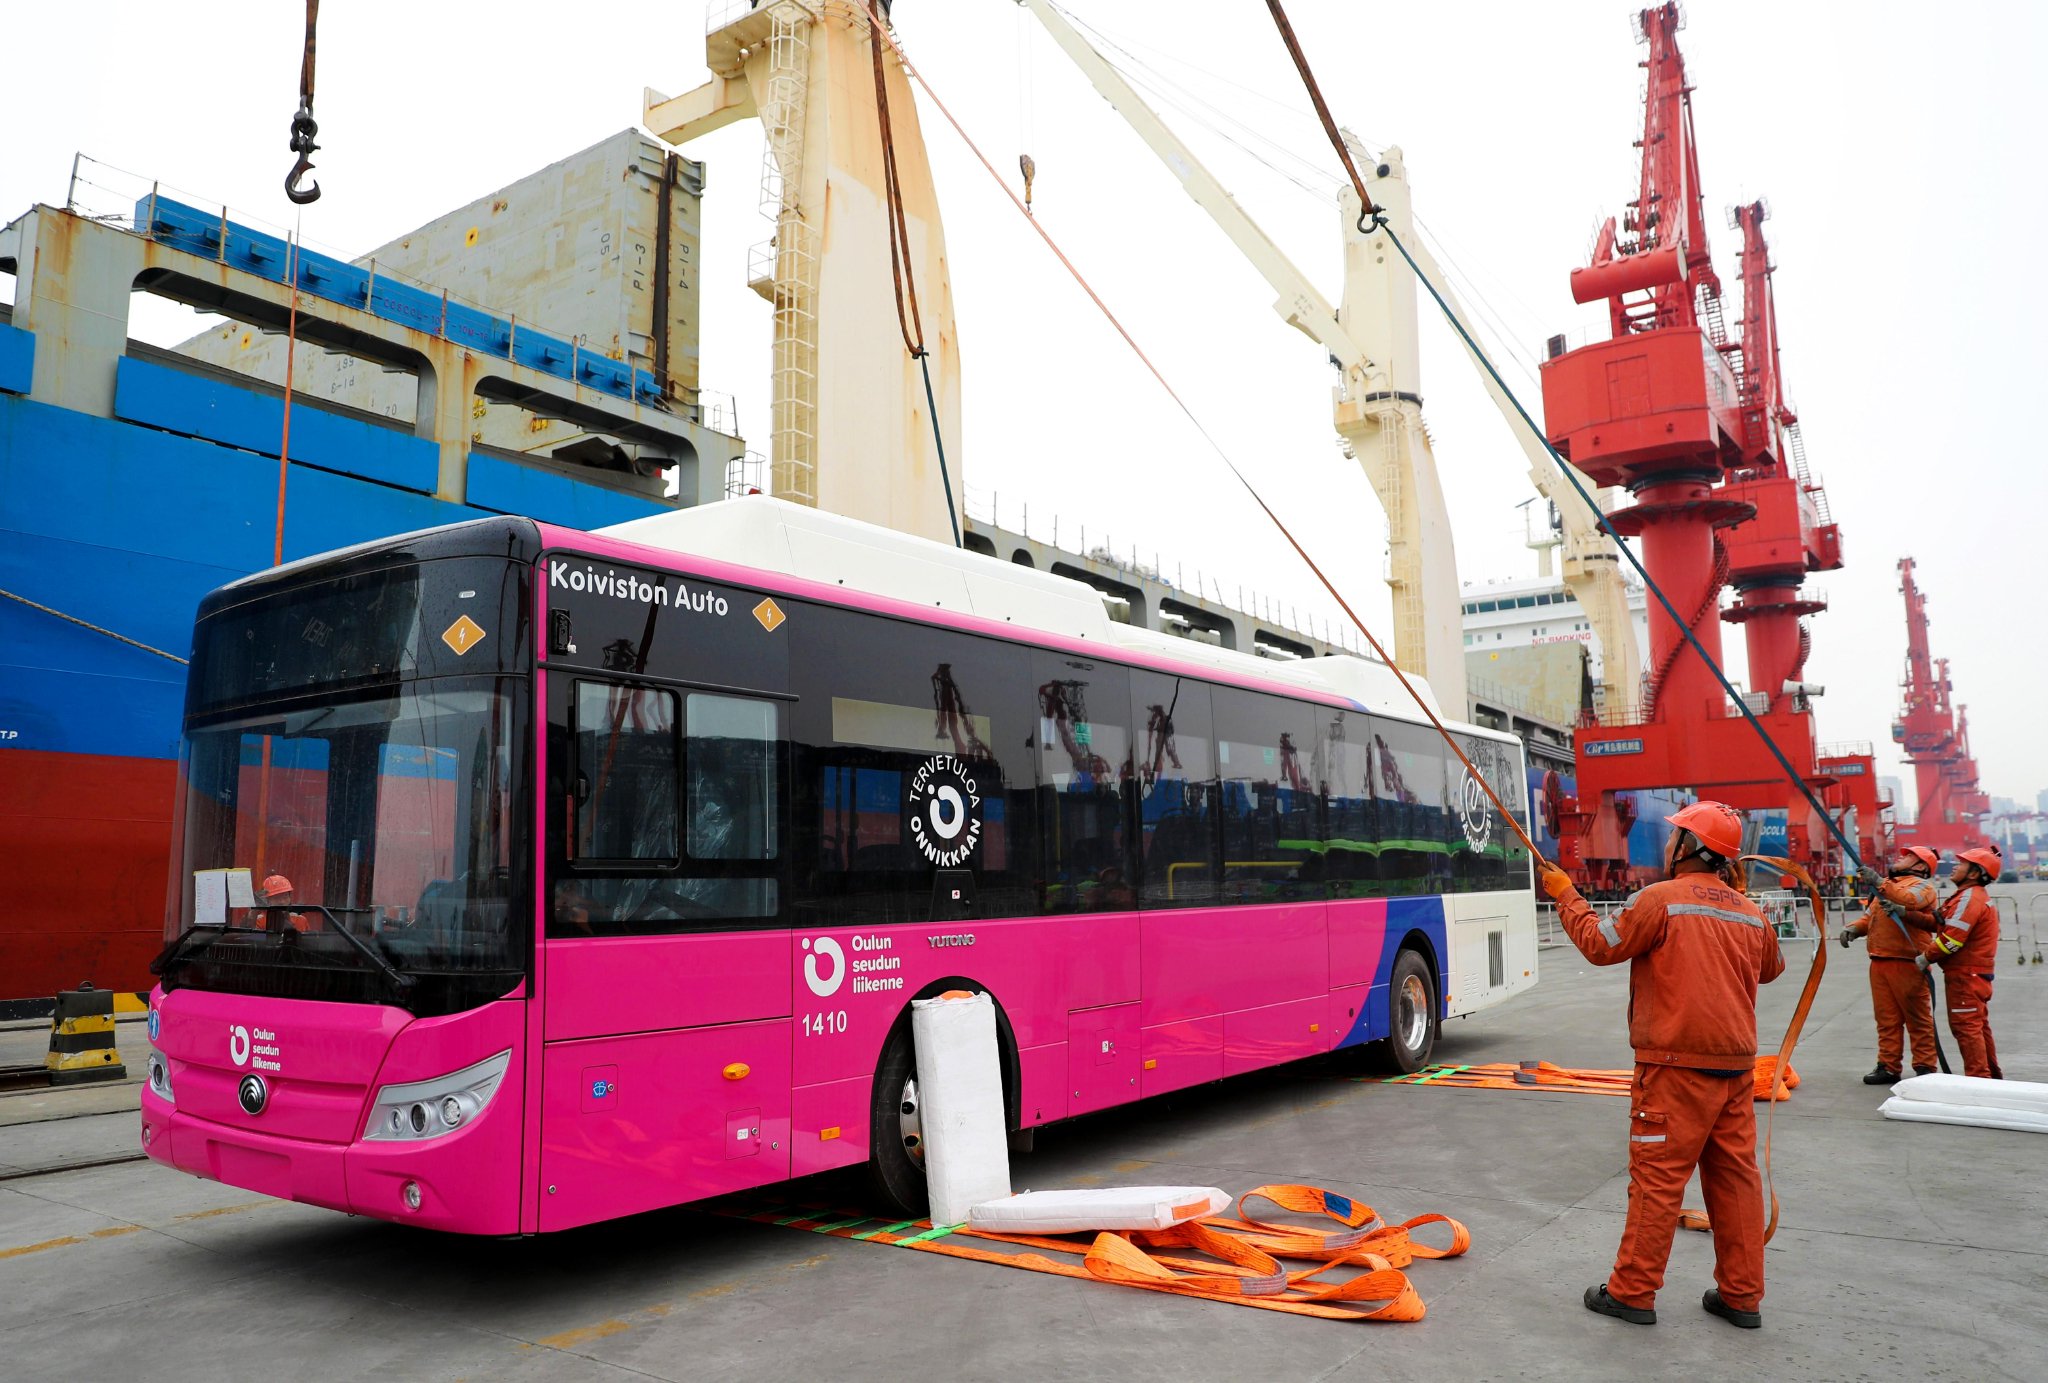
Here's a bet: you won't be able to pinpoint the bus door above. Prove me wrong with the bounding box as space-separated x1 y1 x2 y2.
538 671 793 1231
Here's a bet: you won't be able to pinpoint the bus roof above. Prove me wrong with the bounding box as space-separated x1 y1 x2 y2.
572 497 1500 741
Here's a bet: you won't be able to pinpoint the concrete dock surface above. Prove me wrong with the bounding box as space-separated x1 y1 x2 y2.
4 885 2044 1382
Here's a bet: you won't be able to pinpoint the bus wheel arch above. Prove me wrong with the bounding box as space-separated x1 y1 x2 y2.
865 975 1019 1217
1373 932 1441 1075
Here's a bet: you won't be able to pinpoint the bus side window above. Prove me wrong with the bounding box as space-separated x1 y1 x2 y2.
1447 733 1526 893
787 608 1035 928
1321 710 1380 899
1368 717 1449 896
1214 689 1323 903
1032 653 1133 914
1130 671 1220 908
571 681 680 864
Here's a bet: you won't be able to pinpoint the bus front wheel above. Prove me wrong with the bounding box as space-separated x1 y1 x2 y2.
1377 948 1438 1074
867 1027 929 1218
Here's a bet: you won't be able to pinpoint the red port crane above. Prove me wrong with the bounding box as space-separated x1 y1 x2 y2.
1892 558 1990 856
1540 4 1848 887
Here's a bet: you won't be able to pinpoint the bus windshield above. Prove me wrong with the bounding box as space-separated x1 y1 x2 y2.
160 676 527 1014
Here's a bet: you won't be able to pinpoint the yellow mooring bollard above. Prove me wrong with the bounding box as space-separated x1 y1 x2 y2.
46 982 127 1086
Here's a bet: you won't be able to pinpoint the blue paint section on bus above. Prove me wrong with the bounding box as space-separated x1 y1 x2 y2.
114 355 439 495
1 372 671 764
1332 894 1449 1049
0 322 34 395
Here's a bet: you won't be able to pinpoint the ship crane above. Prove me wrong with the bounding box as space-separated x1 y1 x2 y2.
1541 4 1850 887
1020 0 1467 708
1023 1 1653 722
1892 558 1990 855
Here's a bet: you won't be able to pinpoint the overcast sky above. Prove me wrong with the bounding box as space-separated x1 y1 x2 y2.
5 1 2044 807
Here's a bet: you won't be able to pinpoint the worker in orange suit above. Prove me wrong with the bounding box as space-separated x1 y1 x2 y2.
255 874 315 932
1837 846 1942 1084
1919 845 2004 1079
1539 801 1784 1331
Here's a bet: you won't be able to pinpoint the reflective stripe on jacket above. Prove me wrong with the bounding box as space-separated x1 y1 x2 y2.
1557 873 1786 1069
1933 885 1999 972
1846 876 1939 960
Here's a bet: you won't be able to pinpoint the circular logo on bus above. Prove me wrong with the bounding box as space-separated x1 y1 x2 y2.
802 937 846 998
237 1073 269 1116
1458 759 1496 849
907 755 984 869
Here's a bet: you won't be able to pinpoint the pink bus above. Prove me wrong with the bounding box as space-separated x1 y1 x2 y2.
142 499 1536 1234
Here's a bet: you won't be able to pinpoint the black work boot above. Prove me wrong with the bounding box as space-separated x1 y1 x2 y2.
1862 1065 1901 1085
1913 1065 1936 1076
1704 1288 1762 1329
1584 1284 1655 1324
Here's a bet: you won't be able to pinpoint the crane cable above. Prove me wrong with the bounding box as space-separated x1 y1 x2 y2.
869 18 1542 863
867 1 962 549
1260 1 1864 877
285 0 322 204
1263 0 1852 1248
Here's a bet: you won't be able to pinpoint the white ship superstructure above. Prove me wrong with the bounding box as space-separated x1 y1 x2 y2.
1460 574 1648 685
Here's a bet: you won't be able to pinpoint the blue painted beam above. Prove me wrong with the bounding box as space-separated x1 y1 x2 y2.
0 323 32 395
113 355 438 495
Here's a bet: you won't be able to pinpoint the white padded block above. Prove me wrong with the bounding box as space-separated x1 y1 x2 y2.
968 1186 1230 1235
1890 1073 2048 1115
911 992 1011 1225
1879 1096 2048 1134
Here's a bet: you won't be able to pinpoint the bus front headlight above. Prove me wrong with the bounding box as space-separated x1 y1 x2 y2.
147 1052 175 1104
363 1050 511 1142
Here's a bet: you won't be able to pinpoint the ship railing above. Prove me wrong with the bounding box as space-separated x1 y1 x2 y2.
60 153 701 419
960 484 1368 658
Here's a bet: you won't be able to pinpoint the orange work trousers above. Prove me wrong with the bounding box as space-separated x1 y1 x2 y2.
1869 958 1938 1073
1609 1063 1764 1313
1942 971 2003 1080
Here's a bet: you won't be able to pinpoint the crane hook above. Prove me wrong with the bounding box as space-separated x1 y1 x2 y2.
284 0 322 205
285 102 321 205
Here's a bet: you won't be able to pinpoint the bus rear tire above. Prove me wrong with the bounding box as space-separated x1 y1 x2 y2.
866 1026 928 1219
1375 947 1438 1074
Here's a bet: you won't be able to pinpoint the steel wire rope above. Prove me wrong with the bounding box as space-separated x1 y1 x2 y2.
1055 3 1381 150
1411 221 1545 391
868 2 962 548
1060 8 1348 201
871 19 1543 857
1109 62 1342 206
0 588 188 664
1253 3 1864 873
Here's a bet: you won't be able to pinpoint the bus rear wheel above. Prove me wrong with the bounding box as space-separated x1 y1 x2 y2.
867 1026 928 1218
1376 947 1438 1074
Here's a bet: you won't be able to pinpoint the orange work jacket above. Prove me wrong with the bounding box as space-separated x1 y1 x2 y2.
1558 871 1787 1070
1932 885 1999 973
1846 876 1939 960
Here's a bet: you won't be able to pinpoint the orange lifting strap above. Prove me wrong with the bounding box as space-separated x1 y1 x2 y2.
1385 1057 1798 1102
722 1183 1468 1323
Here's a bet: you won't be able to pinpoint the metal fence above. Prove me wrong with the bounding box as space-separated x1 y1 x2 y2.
1538 889 1823 952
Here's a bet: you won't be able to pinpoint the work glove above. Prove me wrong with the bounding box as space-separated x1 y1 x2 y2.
1538 861 1575 901
1855 865 1882 891
1837 927 1857 949
1914 953 1932 973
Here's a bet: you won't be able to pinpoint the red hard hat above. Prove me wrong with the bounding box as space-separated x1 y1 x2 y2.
260 874 294 897
1665 800 1744 861
1957 846 2002 882
1896 846 1939 875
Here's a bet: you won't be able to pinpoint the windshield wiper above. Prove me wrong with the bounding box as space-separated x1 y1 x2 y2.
291 906 416 1002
